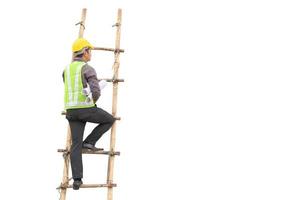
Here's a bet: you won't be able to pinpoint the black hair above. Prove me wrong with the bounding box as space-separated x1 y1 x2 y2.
74 48 90 58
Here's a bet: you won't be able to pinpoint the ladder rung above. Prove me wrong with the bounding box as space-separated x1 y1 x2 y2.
57 183 117 189
93 46 124 53
101 78 124 83
61 111 121 120
57 149 120 156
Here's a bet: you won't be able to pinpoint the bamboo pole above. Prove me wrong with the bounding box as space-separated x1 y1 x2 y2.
102 78 124 83
78 8 87 38
61 111 121 120
59 126 72 200
60 8 87 200
58 183 117 189
107 8 122 200
57 149 121 156
93 47 124 53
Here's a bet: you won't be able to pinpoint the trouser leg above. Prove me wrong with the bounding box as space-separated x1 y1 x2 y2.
83 107 115 145
68 120 86 179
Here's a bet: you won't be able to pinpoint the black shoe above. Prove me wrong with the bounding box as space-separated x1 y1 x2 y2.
82 143 103 151
73 180 83 190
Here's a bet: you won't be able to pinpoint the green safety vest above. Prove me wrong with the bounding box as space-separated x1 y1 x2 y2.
64 61 95 109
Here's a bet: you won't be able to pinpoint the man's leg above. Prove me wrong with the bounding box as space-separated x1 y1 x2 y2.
68 120 86 179
83 107 115 145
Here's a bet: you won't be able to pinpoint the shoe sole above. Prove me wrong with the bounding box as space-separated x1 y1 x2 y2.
73 185 80 190
73 182 83 190
82 147 104 151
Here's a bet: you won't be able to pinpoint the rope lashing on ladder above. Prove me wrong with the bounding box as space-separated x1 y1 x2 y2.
112 23 121 27
57 177 73 200
62 151 70 159
75 21 85 30
57 177 73 190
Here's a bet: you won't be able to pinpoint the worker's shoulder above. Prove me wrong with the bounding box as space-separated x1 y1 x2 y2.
82 63 97 76
82 62 93 68
82 63 96 71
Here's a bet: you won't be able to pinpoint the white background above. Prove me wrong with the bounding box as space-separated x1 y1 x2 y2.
0 0 300 199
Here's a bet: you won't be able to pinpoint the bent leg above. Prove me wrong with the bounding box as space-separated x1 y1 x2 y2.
83 107 115 145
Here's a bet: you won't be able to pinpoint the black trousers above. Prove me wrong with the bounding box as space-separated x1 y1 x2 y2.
66 106 115 179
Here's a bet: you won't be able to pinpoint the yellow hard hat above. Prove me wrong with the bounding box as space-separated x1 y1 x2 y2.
72 38 94 52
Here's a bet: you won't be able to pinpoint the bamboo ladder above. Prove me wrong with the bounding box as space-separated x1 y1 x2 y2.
57 8 124 200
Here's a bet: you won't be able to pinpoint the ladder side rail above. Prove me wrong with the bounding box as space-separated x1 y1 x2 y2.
106 8 122 200
60 8 87 200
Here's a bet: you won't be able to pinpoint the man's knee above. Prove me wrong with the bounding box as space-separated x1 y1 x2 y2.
110 115 116 125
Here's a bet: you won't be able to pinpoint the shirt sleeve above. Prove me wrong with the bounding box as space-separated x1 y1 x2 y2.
82 64 101 103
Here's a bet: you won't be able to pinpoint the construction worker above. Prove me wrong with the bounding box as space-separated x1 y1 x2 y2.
63 38 115 190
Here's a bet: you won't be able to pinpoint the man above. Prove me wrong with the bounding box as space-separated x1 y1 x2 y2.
63 38 115 190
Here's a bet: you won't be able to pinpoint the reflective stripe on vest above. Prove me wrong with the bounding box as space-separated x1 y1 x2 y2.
64 61 95 109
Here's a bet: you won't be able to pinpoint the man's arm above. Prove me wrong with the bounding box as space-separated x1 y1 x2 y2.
82 65 101 103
